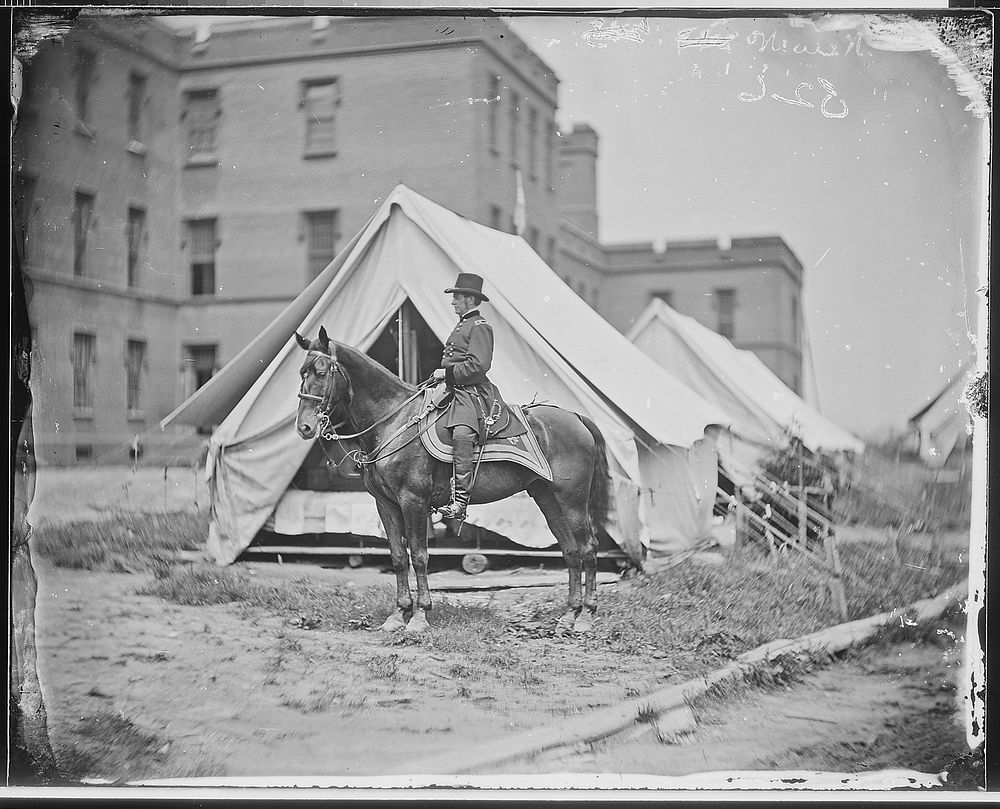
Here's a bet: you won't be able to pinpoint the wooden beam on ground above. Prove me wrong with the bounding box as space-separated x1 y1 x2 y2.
239 545 625 560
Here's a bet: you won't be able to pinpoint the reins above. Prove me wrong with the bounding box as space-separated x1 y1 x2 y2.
298 349 443 468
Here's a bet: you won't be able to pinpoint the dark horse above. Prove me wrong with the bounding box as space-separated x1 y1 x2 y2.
294 327 613 635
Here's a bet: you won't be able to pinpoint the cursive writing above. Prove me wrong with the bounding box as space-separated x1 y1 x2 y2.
582 18 649 48
746 29 864 58
738 73 848 118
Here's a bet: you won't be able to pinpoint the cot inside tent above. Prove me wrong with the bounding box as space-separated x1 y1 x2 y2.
162 186 740 565
628 298 863 484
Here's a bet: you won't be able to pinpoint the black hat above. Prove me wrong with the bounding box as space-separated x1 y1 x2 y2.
444 272 489 302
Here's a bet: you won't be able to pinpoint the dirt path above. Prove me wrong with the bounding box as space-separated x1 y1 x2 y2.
34 561 667 781
496 629 967 778
33 554 969 785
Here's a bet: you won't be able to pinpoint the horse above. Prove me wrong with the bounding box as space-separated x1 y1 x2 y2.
294 326 613 635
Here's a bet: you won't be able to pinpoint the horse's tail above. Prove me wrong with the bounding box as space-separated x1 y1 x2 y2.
576 414 612 534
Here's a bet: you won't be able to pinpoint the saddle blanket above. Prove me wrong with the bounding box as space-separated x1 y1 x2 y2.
419 392 553 482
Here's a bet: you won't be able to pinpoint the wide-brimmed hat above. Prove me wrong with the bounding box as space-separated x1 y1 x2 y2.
444 272 489 302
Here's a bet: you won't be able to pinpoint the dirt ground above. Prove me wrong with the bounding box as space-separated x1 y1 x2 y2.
24 467 975 789
32 555 970 787
498 624 968 778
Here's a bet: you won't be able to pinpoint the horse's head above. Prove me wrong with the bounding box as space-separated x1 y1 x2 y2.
294 326 348 440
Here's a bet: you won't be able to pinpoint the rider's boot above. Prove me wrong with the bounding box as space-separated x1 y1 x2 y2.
438 434 475 521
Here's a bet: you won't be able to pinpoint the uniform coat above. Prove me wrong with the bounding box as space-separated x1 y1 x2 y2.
442 309 497 438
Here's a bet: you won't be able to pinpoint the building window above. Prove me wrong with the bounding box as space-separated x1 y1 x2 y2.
73 191 95 277
489 205 503 230
653 290 673 308
527 107 538 177
127 207 146 288
127 72 146 144
305 210 339 280
487 75 500 150
184 345 218 394
126 339 146 412
508 90 519 163
13 173 37 263
714 288 736 339
72 332 96 411
184 88 219 160
188 219 217 296
301 79 339 156
75 48 96 122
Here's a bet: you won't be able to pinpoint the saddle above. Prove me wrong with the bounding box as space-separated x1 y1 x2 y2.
418 386 553 481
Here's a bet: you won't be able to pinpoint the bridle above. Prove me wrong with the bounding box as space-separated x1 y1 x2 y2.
297 350 351 441
296 347 443 468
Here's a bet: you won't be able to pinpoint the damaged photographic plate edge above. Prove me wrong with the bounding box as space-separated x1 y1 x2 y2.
6 2 992 799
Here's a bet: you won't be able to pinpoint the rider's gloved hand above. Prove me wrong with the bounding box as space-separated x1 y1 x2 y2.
432 368 447 382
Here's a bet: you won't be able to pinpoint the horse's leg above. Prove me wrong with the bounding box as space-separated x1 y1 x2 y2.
375 499 411 632
528 483 582 629
551 490 599 635
576 527 600 635
401 496 432 634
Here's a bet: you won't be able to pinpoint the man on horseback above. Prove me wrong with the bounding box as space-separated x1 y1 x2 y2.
431 272 497 521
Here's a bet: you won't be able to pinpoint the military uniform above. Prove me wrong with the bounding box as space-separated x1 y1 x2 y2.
434 272 496 521
441 308 496 441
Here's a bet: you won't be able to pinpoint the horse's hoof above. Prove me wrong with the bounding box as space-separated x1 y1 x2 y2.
404 611 430 635
380 612 407 632
573 611 595 634
556 610 580 632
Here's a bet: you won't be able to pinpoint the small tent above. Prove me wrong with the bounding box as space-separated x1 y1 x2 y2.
908 365 974 467
628 298 864 482
163 186 747 564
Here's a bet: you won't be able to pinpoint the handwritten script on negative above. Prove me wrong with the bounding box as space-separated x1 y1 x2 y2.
582 18 649 48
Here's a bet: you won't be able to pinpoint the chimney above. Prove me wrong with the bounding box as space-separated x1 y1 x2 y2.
556 124 599 238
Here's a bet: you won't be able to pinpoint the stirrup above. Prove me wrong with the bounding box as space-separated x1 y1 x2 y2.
437 500 468 521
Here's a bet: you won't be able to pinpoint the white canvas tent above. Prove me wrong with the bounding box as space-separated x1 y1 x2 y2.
908 365 973 467
628 298 863 482
163 186 745 564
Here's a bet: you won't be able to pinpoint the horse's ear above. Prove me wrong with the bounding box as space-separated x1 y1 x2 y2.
318 326 330 349
294 331 310 351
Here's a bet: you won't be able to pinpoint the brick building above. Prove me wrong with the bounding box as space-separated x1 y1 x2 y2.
13 14 802 464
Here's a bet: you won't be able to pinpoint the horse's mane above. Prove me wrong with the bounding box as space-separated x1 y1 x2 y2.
332 341 417 397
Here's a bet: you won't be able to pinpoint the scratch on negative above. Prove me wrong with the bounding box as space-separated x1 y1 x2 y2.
430 96 499 110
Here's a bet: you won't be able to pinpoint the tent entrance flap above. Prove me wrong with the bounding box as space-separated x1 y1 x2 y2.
367 299 443 384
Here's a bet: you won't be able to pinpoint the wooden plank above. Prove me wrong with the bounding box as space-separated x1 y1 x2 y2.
241 545 625 560
824 532 849 621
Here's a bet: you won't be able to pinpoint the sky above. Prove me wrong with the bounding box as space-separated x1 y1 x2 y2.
163 10 987 437
507 13 987 436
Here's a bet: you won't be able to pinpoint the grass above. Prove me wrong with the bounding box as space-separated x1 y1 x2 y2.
836 446 972 531
137 562 398 631
133 520 965 699
682 645 838 730
514 537 966 680
32 511 207 572
54 710 223 783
